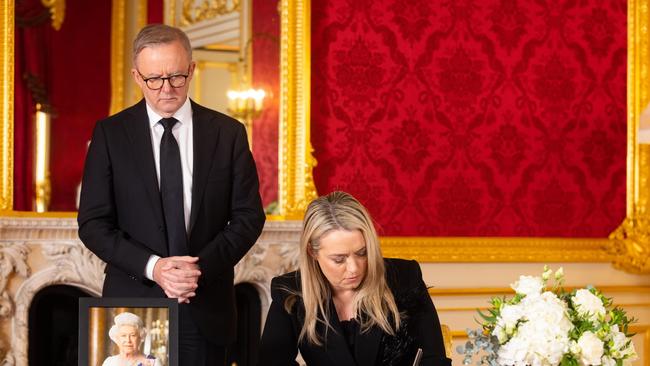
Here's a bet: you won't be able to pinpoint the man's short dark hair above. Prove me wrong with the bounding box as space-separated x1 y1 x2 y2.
133 24 192 65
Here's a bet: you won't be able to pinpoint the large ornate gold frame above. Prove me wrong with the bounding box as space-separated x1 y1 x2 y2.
0 0 648 270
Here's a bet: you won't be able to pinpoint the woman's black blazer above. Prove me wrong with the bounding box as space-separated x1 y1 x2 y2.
259 258 452 366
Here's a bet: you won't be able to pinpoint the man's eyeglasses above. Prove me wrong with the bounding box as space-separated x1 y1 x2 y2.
137 66 190 90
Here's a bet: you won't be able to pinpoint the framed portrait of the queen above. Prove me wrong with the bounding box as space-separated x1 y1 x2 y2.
79 298 178 366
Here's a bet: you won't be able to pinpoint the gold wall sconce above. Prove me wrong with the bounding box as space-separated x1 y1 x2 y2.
226 88 266 148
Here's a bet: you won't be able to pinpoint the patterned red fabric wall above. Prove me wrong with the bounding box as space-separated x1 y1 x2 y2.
252 0 280 209
311 0 627 237
14 0 111 211
48 1 111 211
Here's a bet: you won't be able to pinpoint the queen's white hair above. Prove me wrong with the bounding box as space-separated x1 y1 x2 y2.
108 312 147 345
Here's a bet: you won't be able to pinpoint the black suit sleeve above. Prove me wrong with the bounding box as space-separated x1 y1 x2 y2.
77 121 152 280
258 277 299 366
404 260 451 366
197 122 266 283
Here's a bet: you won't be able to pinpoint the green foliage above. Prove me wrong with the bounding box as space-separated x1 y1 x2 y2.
560 354 578 366
458 266 638 366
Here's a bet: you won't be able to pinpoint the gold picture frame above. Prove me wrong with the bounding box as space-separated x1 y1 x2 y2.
1 0 648 271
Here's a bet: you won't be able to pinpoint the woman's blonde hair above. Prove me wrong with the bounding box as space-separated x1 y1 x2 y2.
290 191 400 345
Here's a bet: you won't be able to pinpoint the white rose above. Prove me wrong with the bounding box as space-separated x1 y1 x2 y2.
610 329 629 357
497 335 530 366
609 328 638 361
572 289 606 323
555 267 564 280
511 275 544 296
577 331 604 366
601 356 616 366
514 293 572 365
498 304 524 334
521 292 572 333
614 333 638 361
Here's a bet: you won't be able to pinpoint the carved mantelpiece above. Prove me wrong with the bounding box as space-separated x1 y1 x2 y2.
0 217 301 366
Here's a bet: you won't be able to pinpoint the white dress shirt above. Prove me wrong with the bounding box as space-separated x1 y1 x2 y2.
144 97 194 280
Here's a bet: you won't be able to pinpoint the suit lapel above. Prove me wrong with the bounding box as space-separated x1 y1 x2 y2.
188 101 220 234
122 100 165 232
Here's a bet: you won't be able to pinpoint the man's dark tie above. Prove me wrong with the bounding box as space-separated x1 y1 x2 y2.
159 117 188 256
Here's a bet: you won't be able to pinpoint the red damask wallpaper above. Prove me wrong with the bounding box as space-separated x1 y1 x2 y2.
14 0 111 211
311 0 627 237
252 0 280 209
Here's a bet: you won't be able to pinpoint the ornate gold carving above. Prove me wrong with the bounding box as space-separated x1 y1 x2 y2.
607 0 650 273
110 0 126 115
279 0 317 219
0 1 14 211
181 0 241 26
40 0 65 30
380 237 612 263
609 217 650 272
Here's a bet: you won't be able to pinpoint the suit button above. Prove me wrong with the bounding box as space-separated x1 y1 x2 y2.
158 226 165 233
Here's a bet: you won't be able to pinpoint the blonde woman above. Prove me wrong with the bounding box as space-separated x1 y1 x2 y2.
259 191 450 366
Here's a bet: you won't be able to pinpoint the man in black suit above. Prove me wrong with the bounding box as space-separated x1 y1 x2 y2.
78 24 266 366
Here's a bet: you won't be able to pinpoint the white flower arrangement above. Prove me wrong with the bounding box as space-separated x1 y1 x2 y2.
458 266 637 366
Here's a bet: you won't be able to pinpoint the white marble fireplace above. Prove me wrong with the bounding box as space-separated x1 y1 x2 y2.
0 217 302 366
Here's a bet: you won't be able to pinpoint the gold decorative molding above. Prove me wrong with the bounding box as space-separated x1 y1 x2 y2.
138 0 148 30
180 0 240 26
381 237 612 263
166 0 177 26
607 0 650 273
278 0 317 219
0 1 13 211
40 0 65 30
109 0 126 115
